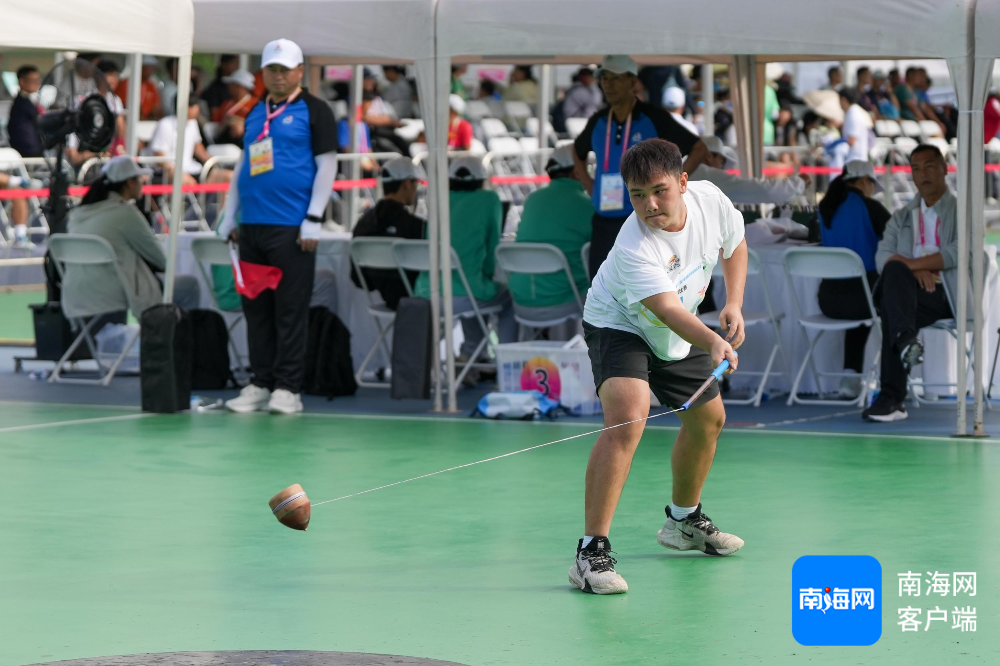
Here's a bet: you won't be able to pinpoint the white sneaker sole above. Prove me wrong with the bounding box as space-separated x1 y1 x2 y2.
865 410 908 423
657 527 744 556
225 400 269 413
567 564 628 595
268 402 303 415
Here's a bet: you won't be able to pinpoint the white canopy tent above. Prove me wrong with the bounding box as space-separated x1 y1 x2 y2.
0 0 195 311
437 0 990 429
190 0 451 408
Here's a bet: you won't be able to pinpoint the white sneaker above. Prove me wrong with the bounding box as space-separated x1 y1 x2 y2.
567 537 628 595
225 384 271 413
657 504 745 556
268 388 303 414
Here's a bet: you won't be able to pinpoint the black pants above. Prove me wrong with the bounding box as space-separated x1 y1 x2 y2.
588 212 631 279
876 261 952 402
817 271 879 373
239 224 316 394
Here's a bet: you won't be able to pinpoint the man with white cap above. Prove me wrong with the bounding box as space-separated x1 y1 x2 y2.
218 38 338 415
352 157 427 309
508 145 592 337
64 156 200 317
212 69 260 148
688 135 808 204
574 55 709 279
662 86 698 135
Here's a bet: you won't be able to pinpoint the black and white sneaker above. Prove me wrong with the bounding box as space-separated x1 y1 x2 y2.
899 337 924 373
862 394 908 422
568 537 628 594
657 504 744 556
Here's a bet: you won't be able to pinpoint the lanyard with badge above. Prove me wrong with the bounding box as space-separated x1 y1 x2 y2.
249 89 300 176
914 205 942 281
598 107 633 212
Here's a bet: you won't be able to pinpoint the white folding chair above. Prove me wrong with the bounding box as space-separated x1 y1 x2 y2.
494 243 584 340
393 239 503 387
202 121 220 144
899 119 923 139
479 118 510 141
909 254 992 409
135 120 158 144
465 100 493 120
350 237 400 388
566 118 589 139
190 237 243 370
783 247 881 407
699 248 789 407
47 234 140 386
0 147 47 244
874 119 901 138
919 120 944 139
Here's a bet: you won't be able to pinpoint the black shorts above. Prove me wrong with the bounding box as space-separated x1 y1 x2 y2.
583 322 720 410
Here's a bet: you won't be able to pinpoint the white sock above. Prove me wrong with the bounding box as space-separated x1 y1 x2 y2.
670 503 698 521
581 536 595 549
7 176 23 188
14 224 26 239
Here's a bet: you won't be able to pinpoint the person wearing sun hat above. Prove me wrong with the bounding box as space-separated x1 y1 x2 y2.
218 38 338 415
63 156 201 318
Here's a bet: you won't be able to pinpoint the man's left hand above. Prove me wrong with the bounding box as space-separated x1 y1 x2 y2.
719 304 746 350
298 219 322 253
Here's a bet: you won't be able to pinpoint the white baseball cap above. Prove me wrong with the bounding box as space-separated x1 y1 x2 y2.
662 86 686 110
222 69 256 91
595 55 638 78
843 160 884 192
702 135 738 169
142 55 159 66
381 157 425 182
449 155 487 181
448 94 466 115
100 156 153 183
261 38 303 69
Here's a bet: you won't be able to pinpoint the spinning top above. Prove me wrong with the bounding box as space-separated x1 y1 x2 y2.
269 484 311 530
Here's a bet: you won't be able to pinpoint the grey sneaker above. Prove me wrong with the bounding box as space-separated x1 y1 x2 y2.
268 388 303 414
225 384 271 413
568 537 628 595
657 504 745 556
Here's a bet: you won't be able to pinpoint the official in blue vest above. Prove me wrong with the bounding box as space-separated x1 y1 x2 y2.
218 38 338 415
573 55 709 279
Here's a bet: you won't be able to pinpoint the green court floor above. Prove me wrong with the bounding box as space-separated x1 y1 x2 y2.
1 403 997 666
0 288 45 341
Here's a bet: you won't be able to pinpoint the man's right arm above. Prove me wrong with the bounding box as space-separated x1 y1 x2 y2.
216 152 244 240
641 291 737 371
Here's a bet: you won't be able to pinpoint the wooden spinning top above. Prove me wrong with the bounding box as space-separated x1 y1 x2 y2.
269 484 311 530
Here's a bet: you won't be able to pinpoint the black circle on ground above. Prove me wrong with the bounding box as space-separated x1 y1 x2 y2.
22 651 470 666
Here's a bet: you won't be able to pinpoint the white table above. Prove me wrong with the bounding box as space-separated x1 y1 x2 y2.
169 231 390 372
714 241 1000 398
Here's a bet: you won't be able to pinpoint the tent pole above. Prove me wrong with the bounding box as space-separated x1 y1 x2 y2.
538 64 551 167
162 54 192 304
126 53 142 157
346 65 363 230
701 62 714 136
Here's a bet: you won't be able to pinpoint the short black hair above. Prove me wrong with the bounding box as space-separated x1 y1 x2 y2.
910 143 946 164
856 66 870 77
220 54 239 64
905 66 919 78
828 65 841 77
16 65 38 80
839 87 861 105
620 138 683 187
383 179 406 195
98 60 120 75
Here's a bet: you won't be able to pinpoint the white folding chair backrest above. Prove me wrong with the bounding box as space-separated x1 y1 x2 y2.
202 121 220 142
875 119 901 138
351 237 399 296
0 147 27 172
190 236 232 265
711 247 761 277
518 137 540 152
920 120 944 138
465 100 492 120
48 234 135 314
480 118 509 139
207 143 242 159
136 120 158 143
393 239 476 301
469 138 488 156
899 119 923 138
487 136 522 154
505 101 533 119
525 118 555 137
784 246 867 280
495 243 584 309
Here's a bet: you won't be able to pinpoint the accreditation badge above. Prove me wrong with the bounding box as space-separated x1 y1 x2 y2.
599 172 625 212
249 137 275 176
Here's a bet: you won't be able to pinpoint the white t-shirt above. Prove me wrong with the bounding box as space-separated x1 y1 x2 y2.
584 180 745 360
148 117 203 176
841 104 871 163
914 198 940 257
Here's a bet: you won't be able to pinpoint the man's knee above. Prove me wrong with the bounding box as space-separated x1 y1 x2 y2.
881 259 912 285
683 397 725 440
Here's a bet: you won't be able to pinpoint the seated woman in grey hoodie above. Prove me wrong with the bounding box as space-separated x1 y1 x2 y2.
62 156 200 318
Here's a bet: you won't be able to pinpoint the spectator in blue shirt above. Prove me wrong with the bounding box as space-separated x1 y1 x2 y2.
817 160 890 393
573 55 708 279
218 38 338 415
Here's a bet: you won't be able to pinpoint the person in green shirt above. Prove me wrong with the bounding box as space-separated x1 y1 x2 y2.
415 156 515 360
450 65 468 100
507 145 592 338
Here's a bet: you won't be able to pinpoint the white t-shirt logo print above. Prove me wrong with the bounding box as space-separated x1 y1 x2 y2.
583 181 745 361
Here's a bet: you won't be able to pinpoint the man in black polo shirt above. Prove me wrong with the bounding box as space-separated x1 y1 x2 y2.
573 55 709 278
218 38 338 415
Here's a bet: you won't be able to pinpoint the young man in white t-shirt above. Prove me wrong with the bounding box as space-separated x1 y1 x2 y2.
569 138 748 595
